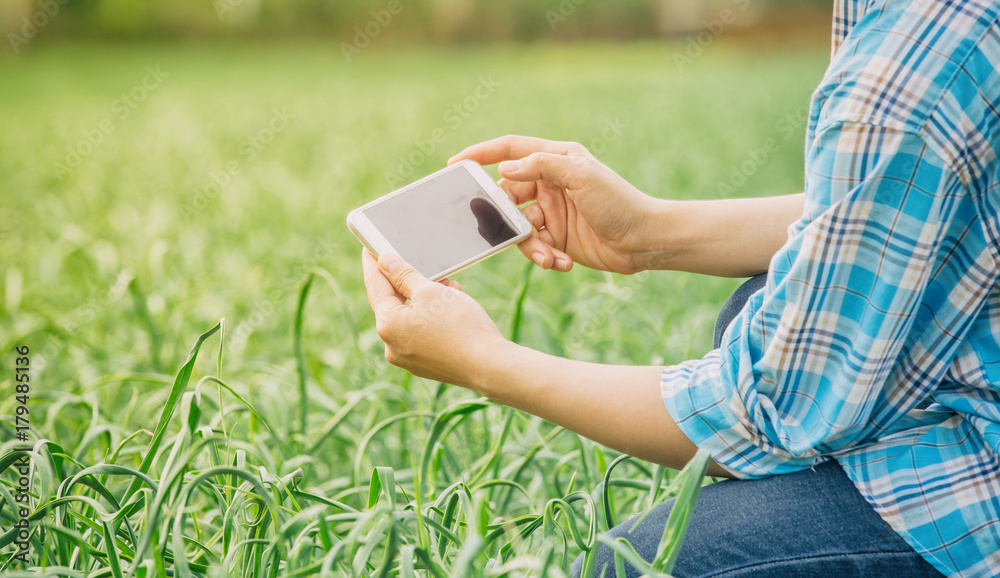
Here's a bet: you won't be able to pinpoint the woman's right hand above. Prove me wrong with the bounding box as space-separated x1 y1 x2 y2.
449 135 660 275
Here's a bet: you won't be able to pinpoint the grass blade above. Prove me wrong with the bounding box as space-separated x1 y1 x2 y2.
120 321 222 508
294 273 315 436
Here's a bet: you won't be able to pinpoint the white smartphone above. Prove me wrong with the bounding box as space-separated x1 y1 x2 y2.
347 160 533 281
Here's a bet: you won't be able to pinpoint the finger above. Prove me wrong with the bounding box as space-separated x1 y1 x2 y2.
498 178 538 205
538 227 559 251
449 135 578 167
536 181 567 250
437 277 462 291
532 229 574 272
378 253 435 300
551 247 573 272
517 233 556 269
362 249 404 318
498 152 581 189
521 202 545 230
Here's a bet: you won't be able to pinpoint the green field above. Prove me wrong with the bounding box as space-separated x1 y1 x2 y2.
0 41 827 575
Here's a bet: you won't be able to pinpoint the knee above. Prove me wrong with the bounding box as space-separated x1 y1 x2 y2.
569 551 584 578
574 511 665 577
713 273 768 348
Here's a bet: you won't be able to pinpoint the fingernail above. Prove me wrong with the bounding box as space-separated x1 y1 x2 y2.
380 253 401 272
555 258 569 270
532 252 545 267
499 160 521 173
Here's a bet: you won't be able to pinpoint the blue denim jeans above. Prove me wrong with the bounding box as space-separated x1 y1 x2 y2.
712 273 768 350
571 275 943 577
571 460 942 577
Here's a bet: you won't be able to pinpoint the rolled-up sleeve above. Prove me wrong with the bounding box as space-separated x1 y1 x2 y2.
662 121 977 479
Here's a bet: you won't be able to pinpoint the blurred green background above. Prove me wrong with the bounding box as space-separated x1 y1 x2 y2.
0 0 833 573
2 0 829 42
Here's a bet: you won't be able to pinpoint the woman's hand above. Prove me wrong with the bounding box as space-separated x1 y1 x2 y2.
361 249 511 388
449 135 660 275
360 252 730 476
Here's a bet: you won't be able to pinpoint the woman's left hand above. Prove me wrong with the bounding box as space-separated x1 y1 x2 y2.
361 249 510 388
361 249 729 476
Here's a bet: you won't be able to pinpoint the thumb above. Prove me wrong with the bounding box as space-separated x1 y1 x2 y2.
378 254 434 299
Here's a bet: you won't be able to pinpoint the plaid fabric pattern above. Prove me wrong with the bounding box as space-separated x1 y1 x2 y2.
660 1 1000 576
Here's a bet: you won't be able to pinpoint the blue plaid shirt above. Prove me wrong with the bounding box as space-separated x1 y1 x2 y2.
661 1 1000 575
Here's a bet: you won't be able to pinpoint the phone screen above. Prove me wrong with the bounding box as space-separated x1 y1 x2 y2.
363 167 519 277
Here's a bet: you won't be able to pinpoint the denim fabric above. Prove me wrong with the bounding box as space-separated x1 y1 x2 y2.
570 461 942 577
712 274 767 350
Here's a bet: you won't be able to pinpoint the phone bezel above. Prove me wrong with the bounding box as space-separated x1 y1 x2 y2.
346 159 532 281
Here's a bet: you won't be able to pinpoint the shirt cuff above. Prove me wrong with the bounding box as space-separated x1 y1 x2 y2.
660 351 819 479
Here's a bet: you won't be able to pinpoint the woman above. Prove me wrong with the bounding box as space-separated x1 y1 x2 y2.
362 0 1000 575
